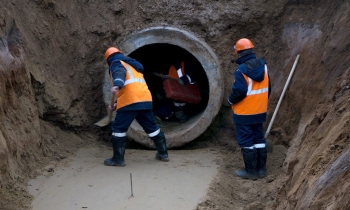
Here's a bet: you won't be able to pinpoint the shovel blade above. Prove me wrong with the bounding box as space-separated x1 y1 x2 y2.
266 138 273 153
94 112 116 127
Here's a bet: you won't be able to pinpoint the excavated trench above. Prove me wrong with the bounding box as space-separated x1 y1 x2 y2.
2 1 350 210
103 27 223 148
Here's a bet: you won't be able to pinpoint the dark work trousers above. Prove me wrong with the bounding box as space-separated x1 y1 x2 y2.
235 123 266 148
111 109 160 138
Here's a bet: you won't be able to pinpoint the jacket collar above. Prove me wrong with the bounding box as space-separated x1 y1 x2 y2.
236 53 256 65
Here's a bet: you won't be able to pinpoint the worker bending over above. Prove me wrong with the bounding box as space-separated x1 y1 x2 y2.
104 47 169 166
156 59 197 123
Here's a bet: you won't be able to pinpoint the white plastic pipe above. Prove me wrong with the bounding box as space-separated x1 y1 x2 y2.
265 54 300 138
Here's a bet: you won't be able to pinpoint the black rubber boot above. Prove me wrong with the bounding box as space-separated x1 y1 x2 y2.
235 148 258 180
104 136 126 166
151 131 169 162
256 147 267 178
174 105 189 123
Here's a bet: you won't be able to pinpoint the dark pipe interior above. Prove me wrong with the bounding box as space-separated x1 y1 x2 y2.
129 43 209 123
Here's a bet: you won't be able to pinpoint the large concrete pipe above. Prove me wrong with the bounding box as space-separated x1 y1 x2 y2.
103 26 223 148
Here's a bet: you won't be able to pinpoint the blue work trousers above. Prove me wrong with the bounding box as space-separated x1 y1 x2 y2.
111 109 159 137
235 123 266 148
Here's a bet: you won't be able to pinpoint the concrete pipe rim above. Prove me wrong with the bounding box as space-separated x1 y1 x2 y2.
104 26 223 148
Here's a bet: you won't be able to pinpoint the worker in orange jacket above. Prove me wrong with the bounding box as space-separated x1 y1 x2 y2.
227 38 271 180
104 47 169 166
156 60 196 123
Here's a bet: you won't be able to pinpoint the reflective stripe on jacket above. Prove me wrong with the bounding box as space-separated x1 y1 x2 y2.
232 65 269 116
110 61 152 110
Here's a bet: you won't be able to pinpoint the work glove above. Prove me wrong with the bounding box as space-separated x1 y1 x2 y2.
108 102 117 111
111 86 120 94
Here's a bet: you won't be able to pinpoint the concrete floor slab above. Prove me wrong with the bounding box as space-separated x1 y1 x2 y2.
28 147 221 210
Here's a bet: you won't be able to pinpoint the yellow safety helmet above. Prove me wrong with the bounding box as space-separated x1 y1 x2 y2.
105 47 121 60
234 38 254 54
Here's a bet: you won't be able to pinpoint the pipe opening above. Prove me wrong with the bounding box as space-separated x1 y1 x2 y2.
104 27 223 148
129 43 209 132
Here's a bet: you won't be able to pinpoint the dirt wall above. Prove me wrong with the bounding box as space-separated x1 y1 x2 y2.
0 0 349 209
271 1 350 209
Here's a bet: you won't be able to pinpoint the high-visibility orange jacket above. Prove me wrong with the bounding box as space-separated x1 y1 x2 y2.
108 58 152 111
232 66 269 115
168 61 195 85
228 53 270 124
169 61 185 79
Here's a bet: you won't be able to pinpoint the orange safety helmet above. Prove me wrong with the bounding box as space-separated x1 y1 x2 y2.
234 38 254 54
105 47 121 60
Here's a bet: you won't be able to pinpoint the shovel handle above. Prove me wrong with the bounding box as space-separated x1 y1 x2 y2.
108 94 116 123
265 54 300 138
153 72 177 81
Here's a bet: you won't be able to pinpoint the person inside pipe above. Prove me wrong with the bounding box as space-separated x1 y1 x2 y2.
155 59 197 124
227 38 271 180
104 47 169 166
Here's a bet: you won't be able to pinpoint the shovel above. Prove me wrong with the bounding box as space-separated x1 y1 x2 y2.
94 94 116 127
265 54 300 153
152 72 179 81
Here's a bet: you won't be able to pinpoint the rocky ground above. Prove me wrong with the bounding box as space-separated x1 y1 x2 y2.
0 0 349 210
